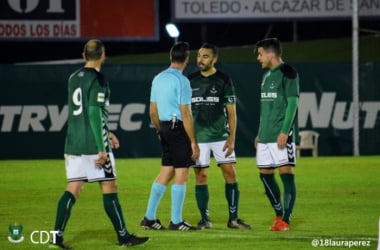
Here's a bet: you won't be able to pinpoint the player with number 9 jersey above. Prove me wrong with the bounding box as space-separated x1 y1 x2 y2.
65 68 110 155
51 39 149 249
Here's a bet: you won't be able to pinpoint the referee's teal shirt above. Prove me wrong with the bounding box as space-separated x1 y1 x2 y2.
150 68 192 121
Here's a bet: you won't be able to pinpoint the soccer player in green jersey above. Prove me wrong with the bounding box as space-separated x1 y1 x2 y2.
254 38 299 231
50 40 148 249
188 43 251 230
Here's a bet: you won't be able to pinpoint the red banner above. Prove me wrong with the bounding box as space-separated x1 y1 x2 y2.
0 0 158 41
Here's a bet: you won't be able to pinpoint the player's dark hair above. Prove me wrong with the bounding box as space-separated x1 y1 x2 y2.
83 39 105 61
170 41 190 63
255 38 282 56
200 43 219 57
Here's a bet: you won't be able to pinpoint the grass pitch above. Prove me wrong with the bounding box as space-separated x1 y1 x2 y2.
0 156 379 249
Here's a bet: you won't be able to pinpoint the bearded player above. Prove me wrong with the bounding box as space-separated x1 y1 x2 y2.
188 43 251 230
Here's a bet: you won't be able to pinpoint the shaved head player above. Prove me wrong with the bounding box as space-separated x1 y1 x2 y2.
50 40 148 249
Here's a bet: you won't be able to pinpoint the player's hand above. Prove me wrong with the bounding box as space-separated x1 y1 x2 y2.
109 132 120 149
223 138 235 157
277 133 288 149
191 142 200 161
95 151 107 168
253 136 258 149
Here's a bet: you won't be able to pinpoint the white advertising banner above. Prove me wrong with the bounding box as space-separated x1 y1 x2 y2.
173 0 380 21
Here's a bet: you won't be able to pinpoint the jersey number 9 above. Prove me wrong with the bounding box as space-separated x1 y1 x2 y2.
72 87 82 116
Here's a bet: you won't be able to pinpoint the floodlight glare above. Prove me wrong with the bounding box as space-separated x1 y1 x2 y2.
165 23 180 38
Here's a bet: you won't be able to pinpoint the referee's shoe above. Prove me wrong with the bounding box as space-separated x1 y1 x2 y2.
168 221 197 231
140 217 166 230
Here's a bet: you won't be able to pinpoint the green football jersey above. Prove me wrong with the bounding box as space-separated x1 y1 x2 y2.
64 67 111 154
258 63 299 143
188 70 236 143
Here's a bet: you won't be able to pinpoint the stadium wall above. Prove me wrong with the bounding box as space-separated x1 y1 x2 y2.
0 62 379 159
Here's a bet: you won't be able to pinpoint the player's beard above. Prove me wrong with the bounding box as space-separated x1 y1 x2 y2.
198 62 211 72
260 60 269 69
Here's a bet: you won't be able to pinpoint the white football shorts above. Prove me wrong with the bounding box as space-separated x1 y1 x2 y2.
194 140 236 167
256 142 296 168
64 153 116 182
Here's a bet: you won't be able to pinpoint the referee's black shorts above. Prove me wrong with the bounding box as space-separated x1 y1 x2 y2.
159 120 195 168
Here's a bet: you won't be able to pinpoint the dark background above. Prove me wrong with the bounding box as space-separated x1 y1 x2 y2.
1 0 379 64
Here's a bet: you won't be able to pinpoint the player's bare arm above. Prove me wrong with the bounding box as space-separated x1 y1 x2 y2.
180 104 200 161
254 136 259 149
223 104 237 157
149 102 160 136
109 132 120 149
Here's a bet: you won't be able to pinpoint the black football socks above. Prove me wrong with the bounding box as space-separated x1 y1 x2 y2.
54 191 76 243
260 173 283 217
280 173 296 224
103 193 130 242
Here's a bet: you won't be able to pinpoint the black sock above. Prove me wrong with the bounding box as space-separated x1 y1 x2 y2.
103 193 130 242
195 185 210 221
225 182 239 220
280 173 296 224
54 191 76 243
260 173 283 217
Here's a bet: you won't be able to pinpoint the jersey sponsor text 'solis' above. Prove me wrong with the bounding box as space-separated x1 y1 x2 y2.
258 63 299 143
188 70 236 143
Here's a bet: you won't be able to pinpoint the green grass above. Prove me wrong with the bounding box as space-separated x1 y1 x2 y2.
0 157 379 249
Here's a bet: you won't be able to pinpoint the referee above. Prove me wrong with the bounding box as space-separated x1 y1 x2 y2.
141 42 200 231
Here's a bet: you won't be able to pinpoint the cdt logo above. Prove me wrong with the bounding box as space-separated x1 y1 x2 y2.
30 230 59 244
